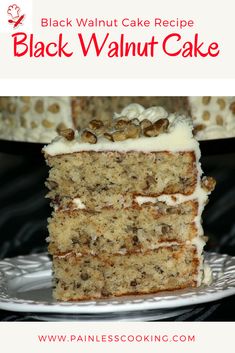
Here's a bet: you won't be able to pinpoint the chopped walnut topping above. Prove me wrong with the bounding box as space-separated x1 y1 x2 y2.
103 132 113 141
88 119 104 130
114 118 130 129
140 119 152 130
59 128 75 141
144 118 169 137
81 130 97 144
201 176 216 193
125 124 141 139
112 130 127 141
56 122 68 134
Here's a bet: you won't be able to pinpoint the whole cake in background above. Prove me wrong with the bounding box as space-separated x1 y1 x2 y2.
0 96 235 143
189 96 235 139
43 104 215 301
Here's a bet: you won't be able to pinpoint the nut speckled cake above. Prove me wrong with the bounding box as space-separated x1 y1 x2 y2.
1 96 235 142
43 104 215 301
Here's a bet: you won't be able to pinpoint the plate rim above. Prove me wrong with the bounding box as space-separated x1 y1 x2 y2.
0 252 234 314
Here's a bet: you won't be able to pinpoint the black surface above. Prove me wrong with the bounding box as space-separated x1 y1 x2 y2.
0 147 235 321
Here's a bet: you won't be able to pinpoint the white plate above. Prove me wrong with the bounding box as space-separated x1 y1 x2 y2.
0 252 235 315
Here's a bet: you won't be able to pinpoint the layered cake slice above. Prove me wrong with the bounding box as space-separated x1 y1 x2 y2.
43 104 215 301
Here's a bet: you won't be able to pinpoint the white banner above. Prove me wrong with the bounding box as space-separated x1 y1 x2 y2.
0 322 234 353
0 0 233 78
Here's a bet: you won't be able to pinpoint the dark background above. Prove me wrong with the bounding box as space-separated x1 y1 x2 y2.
0 140 234 321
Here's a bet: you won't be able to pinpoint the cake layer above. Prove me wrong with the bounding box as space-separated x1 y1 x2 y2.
53 245 199 301
46 151 197 210
48 200 198 255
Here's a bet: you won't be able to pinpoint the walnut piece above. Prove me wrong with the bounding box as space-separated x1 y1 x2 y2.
125 124 141 139
103 132 113 141
140 119 152 130
112 130 127 141
114 118 130 129
144 118 169 137
59 128 75 141
201 176 216 193
81 130 97 144
88 119 104 130
56 122 68 133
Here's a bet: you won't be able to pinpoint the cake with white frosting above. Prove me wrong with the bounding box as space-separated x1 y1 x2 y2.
44 104 215 301
1 96 235 143
0 96 187 143
189 96 235 140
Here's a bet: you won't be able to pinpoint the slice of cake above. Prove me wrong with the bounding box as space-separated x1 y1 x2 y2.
43 104 215 301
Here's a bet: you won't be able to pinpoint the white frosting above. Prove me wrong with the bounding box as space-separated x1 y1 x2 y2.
196 126 228 140
202 264 213 285
115 103 145 119
115 103 168 123
72 198 86 209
